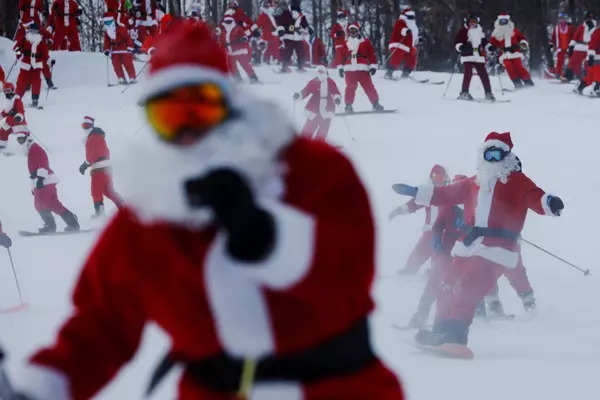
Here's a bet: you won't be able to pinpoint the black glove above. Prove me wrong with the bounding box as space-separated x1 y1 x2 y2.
547 195 564 216
392 183 418 197
0 233 12 248
334 97 341 105
567 46 574 57
293 92 300 100
252 29 261 38
36 177 44 189
13 114 23 123
339 68 344 78
509 44 520 52
184 168 275 262
79 162 89 175
50 59 56 66
277 29 284 37
104 50 110 56
460 42 473 56
432 233 443 253
8 108 16 117
588 56 594 67
369 67 377 76
487 44 496 53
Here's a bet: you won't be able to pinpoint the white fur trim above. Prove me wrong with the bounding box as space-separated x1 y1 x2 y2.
574 43 589 51
91 159 111 170
251 382 302 400
400 27 408 36
389 42 410 52
229 48 249 56
343 63 369 72
541 193 559 217
17 364 71 400
483 138 511 152
455 43 463 52
453 241 520 268
139 64 232 104
499 51 524 62
415 183 434 206
460 54 485 63
474 180 495 227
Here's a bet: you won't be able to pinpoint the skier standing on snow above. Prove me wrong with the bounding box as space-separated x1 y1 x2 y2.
385 8 419 80
294 65 341 142
0 83 27 153
103 14 137 85
339 22 384 113
218 10 258 83
14 23 48 109
256 0 280 64
393 131 564 357
489 13 534 89
563 12 597 82
9 20 405 399
50 0 82 51
17 0 44 27
15 132 80 233
274 0 308 72
574 19 600 96
79 116 123 217
548 12 575 79
454 14 495 101
14 20 58 90
330 8 349 67
390 164 449 275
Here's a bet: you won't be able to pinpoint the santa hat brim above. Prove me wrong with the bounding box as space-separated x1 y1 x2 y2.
483 139 511 152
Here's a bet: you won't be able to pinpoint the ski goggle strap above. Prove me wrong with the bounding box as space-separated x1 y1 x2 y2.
144 83 229 145
483 146 509 162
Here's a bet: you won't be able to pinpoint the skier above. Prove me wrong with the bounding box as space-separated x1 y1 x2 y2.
489 13 534 89
0 83 27 153
564 12 597 82
293 65 341 141
219 10 258 82
574 24 600 96
186 1 203 22
385 8 419 80
309 30 327 66
18 0 44 27
14 23 48 108
454 14 495 101
226 0 260 38
393 131 564 357
50 0 82 51
11 20 405 399
79 116 123 217
106 0 133 28
133 0 158 43
339 22 383 113
549 12 575 79
0 222 12 248
256 1 280 64
274 0 308 72
15 132 80 233
390 164 449 275
330 8 348 67
103 14 137 85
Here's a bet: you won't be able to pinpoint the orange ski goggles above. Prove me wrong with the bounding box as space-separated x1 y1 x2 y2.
145 83 229 145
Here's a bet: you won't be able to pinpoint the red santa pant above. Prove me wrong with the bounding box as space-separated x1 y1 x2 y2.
555 49 568 76
53 24 81 51
567 50 587 77
281 39 306 67
402 230 433 273
462 62 492 93
16 68 42 97
264 38 280 63
91 169 123 208
389 48 417 71
34 184 68 214
344 71 379 106
583 64 600 85
301 114 332 141
503 57 531 81
423 251 453 298
111 53 136 80
487 255 533 297
331 45 345 67
42 61 52 80
0 128 10 142
228 54 256 79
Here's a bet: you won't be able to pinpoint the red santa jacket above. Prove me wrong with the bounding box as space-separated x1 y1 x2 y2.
85 128 111 171
103 25 134 54
16 37 49 70
26 138 404 399
18 0 44 26
106 0 131 27
454 24 487 64
28 142 58 187
432 205 464 256
331 22 346 49
588 29 600 62
489 28 528 62
551 23 575 51
570 23 597 53
226 7 257 36
339 36 377 72
415 172 555 268
389 18 414 54
0 95 27 133
51 0 81 29
300 76 340 119
219 22 249 57
256 10 277 41
275 8 304 41
311 36 326 65
394 198 438 231
135 0 157 27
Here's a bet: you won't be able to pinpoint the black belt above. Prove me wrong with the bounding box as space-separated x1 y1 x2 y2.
462 226 520 246
147 317 375 395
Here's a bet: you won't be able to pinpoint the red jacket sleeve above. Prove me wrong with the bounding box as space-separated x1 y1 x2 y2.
428 178 474 207
103 33 109 51
517 173 549 215
329 78 341 97
0 66 4 84
300 78 317 98
86 134 110 164
365 40 377 65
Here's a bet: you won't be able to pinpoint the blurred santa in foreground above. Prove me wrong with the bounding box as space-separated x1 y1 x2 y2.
12 20 405 400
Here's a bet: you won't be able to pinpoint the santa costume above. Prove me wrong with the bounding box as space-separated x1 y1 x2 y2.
103 14 137 85
274 3 308 72
50 0 82 51
385 8 419 79
219 10 258 82
564 12 597 81
18 0 44 27
12 20 405 400
14 23 49 108
295 66 341 142
393 132 564 357
133 0 158 43
0 82 27 153
574 19 600 95
549 13 575 78
256 1 281 64
330 9 348 67
489 13 533 89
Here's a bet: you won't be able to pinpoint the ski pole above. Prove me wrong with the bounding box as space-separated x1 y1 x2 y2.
340 115 356 142
105 53 112 87
6 248 25 305
520 236 591 276
381 48 398 69
6 59 17 81
496 63 507 94
121 59 149 94
442 59 458 99
0 349 16 400
45 61 56 104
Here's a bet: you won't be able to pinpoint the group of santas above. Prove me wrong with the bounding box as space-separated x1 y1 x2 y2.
391 131 564 357
17 0 82 51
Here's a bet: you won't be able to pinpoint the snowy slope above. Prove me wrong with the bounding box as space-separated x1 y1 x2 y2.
0 44 599 399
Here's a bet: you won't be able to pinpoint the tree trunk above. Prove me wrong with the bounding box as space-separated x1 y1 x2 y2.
0 0 18 39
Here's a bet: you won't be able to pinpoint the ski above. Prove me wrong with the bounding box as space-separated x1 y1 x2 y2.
26 105 44 110
392 323 431 331
19 229 96 237
0 302 28 314
407 340 475 359
448 98 511 104
409 76 445 85
335 109 398 116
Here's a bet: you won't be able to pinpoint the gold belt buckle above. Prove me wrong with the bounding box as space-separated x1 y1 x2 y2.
237 358 257 399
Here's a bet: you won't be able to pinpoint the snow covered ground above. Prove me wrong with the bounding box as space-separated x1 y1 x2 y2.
0 38 599 399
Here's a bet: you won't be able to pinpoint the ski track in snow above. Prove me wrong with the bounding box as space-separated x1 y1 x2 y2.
0 39 599 399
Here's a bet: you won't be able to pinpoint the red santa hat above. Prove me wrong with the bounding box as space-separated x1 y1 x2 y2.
103 13 115 23
139 20 230 104
82 116 95 126
402 7 416 17
337 8 349 18
430 164 448 185
483 131 513 152
347 22 360 31
497 12 511 20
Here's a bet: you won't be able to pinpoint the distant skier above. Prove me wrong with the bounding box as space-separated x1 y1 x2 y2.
390 164 449 275
294 65 341 141
0 83 27 153
79 116 123 217
454 14 495 101
385 8 419 80
14 23 48 108
548 12 575 79
17 0 44 27
339 22 383 113
489 13 534 89
564 12 597 82
330 8 349 67
274 0 308 72
16 133 80 233
309 29 327 66
103 14 137 85
574 18 600 95
218 10 258 82
256 0 280 64
50 0 82 51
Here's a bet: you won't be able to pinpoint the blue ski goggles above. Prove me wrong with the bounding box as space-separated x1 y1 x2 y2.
498 18 510 26
483 146 509 162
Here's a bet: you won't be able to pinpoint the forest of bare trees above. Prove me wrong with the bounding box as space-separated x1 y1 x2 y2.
2 0 600 71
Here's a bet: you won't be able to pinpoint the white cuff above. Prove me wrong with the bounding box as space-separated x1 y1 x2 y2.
415 184 434 206
36 168 49 178
16 364 71 400
401 27 408 36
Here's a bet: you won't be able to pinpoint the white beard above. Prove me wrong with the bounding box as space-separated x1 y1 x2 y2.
401 16 419 46
476 150 519 189
492 21 515 43
26 33 42 44
467 25 484 47
106 26 116 40
116 95 295 229
346 36 361 53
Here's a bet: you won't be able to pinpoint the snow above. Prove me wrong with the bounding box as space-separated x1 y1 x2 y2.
0 42 599 399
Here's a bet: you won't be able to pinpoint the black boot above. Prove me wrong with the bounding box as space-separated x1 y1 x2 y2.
92 202 105 218
519 290 536 312
485 296 506 318
344 104 354 114
512 78 524 89
384 69 394 80
38 210 56 233
401 68 411 78
574 80 586 95
45 78 57 90
60 210 80 232
249 74 259 84
563 68 574 82
523 79 534 87
457 91 474 100
372 102 384 112
415 318 469 346
408 293 435 329
31 94 39 108
484 91 496 102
